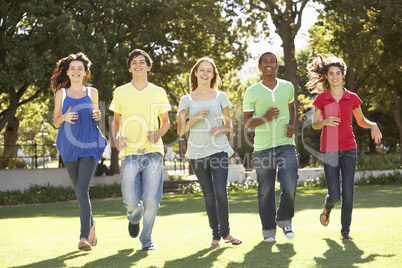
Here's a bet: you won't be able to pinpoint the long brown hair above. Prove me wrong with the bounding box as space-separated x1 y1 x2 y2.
189 57 220 92
50 52 92 93
306 54 347 93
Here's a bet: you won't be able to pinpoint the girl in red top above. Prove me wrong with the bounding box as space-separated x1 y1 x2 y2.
307 55 382 241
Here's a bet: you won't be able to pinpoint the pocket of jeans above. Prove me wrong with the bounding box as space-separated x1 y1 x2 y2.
345 149 357 158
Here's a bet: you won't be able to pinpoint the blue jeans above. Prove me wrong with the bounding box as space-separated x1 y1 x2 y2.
121 153 163 248
190 152 230 241
65 156 97 240
253 145 299 236
322 149 357 235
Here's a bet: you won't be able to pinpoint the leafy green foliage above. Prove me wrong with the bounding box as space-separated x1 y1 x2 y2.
0 182 122 206
309 0 402 155
356 171 402 185
168 172 189 181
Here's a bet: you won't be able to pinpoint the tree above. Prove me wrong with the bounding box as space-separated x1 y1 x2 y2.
309 0 402 156
1 0 251 171
233 0 310 149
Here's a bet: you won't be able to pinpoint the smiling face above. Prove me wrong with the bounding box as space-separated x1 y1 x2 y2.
258 53 279 77
326 66 343 88
129 55 152 77
195 61 215 86
67 60 86 84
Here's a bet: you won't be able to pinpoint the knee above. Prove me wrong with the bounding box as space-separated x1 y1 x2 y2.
328 193 341 203
143 199 160 212
342 193 354 203
215 191 228 203
75 188 89 200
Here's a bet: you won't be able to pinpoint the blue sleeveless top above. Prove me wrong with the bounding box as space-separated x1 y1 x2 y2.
56 88 107 164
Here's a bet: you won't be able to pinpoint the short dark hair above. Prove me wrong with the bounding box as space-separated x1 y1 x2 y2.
258 52 278 65
127 49 153 68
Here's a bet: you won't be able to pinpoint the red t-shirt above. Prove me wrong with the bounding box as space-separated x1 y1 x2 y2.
313 88 363 152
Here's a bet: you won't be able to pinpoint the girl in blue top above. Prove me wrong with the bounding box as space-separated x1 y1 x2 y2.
51 52 107 251
177 57 242 248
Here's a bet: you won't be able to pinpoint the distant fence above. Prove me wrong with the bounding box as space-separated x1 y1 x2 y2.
0 142 59 169
0 142 189 172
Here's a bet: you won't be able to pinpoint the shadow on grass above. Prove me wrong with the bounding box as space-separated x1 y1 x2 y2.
226 241 296 267
314 238 395 267
14 251 86 268
82 248 148 268
13 248 150 268
163 247 228 267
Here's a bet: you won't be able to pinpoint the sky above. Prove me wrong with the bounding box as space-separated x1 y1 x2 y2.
248 3 322 58
239 3 322 82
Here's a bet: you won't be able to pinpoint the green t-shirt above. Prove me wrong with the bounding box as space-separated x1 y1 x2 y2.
243 79 295 151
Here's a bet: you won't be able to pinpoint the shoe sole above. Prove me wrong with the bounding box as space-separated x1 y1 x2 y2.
284 233 295 239
78 243 92 251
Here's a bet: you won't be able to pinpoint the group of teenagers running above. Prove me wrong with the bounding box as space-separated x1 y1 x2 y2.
51 49 382 251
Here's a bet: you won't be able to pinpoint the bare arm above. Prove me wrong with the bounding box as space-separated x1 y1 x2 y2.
285 101 296 137
177 109 209 136
53 90 78 128
91 88 101 121
353 106 382 143
312 106 341 130
243 106 280 128
147 111 170 144
210 106 232 136
111 112 126 150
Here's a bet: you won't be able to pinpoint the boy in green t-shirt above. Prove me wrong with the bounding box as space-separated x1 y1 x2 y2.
110 49 171 251
243 52 299 243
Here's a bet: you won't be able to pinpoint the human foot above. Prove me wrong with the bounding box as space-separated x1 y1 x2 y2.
89 221 97 246
224 234 242 245
78 239 92 251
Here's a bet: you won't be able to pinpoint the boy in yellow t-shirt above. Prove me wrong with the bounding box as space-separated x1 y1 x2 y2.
110 49 171 251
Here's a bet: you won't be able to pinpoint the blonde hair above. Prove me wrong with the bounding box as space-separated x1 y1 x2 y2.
306 54 347 93
189 57 220 92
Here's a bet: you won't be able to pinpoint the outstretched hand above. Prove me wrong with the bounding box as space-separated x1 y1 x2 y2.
371 124 383 144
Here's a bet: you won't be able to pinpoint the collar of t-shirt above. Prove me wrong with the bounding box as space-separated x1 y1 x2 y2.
323 87 352 101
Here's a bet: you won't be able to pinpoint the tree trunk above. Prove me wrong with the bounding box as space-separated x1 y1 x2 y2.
280 33 300 151
3 114 20 157
393 88 402 157
110 147 120 175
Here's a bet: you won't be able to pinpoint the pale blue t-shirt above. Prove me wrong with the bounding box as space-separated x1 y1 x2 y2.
177 91 234 159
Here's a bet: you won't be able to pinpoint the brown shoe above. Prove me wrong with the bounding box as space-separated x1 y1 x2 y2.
320 206 331 227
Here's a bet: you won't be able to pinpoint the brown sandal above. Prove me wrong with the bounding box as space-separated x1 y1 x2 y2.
320 206 331 227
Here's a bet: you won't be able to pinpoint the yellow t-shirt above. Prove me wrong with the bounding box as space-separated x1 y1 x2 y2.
109 82 171 157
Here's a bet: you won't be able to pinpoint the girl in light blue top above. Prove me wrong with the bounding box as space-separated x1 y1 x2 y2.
177 57 242 248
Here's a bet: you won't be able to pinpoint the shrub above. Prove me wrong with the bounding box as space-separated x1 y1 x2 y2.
298 175 327 188
356 171 402 185
169 172 189 181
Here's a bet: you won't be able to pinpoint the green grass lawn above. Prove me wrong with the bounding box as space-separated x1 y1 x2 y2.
0 185 401 268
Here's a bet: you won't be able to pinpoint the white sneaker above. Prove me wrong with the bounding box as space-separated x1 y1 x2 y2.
264 237 275 242
283 226 295 239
